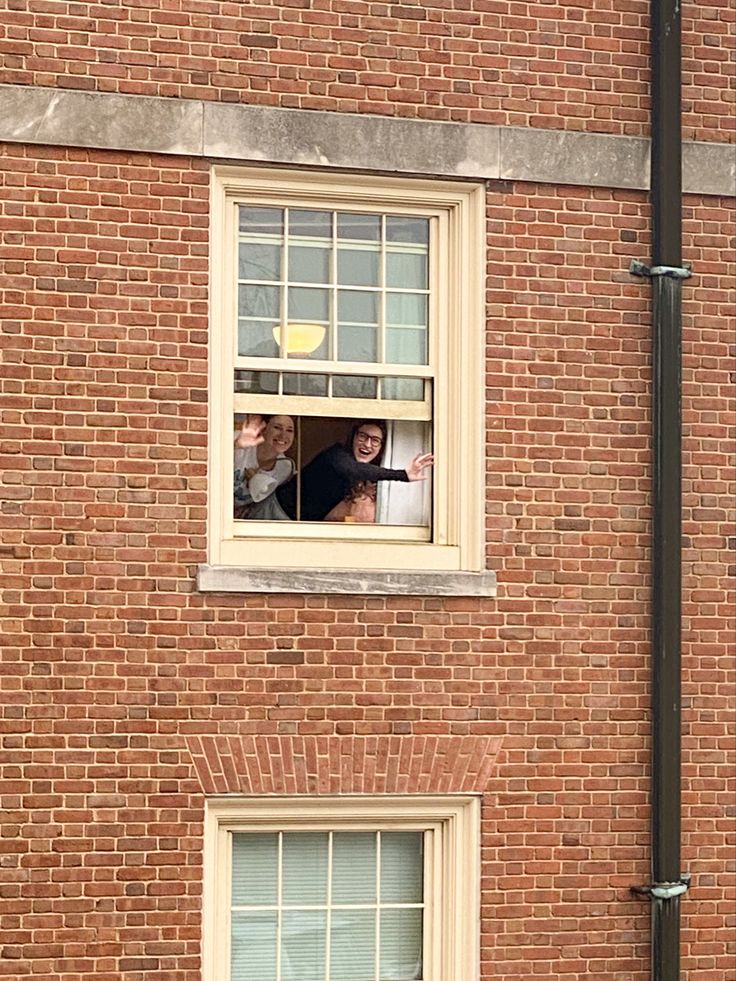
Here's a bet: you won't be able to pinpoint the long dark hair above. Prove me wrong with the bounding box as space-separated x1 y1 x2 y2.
345 419 387 465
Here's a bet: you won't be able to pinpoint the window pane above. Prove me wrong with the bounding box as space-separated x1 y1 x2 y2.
232 833 278 906
338 290 378 326
386 250 427 290
338 325 377 363
385 328 427 366
282 833 328 905
231 911 277 981
337 247 379 287
386 215 429 245
238 319 280 359
332 832 376 904
381 833 422 903
289 209 332 238
382 377 425 401
288 286 330 324
386 292 427 329
289 244 330 284
282 374 328 396
331 909 375 981
234 369 279 395
281 911 326 981
332 375 378 399
239 284 281 320
239 241 282 282
239 206 283 236
337 213 380 241
379 908 423 981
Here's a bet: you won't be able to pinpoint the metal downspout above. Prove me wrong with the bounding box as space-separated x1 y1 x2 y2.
629 0 691 975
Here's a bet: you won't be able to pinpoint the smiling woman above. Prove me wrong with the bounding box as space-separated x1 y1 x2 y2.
233 414 296 519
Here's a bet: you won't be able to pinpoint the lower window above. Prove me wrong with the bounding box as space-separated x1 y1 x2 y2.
204 797 480 981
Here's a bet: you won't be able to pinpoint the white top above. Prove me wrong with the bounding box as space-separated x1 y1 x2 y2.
234 445 294 503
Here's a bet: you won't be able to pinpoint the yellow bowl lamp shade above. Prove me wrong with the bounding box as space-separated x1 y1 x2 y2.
273 322 326 357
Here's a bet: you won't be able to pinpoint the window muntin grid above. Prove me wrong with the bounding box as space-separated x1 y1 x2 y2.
235 207 432 416
230 830 424 981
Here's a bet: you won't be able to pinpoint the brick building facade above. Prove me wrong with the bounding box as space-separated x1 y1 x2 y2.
0 2 734 980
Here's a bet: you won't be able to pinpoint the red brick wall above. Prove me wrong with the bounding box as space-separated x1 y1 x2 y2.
1 142 734 980
0 0 734 138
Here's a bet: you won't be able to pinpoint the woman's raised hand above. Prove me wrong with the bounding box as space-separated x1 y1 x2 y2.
234 415 266 448
405 452 434 481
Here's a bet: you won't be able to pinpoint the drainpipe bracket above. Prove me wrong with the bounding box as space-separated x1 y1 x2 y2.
629 259 693 279
631 874 692 900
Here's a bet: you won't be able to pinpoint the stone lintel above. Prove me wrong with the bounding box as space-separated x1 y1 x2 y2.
197 564 497 597
0 84 203 156
0 84 734 197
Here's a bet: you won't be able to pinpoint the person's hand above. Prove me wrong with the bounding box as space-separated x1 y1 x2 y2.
405 452 434 481
234 415 265 449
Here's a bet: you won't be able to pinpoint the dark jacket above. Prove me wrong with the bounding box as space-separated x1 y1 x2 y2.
276 443 409 521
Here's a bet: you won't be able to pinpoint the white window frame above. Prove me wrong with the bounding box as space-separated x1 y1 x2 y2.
203 795 480 981
209 166 486 573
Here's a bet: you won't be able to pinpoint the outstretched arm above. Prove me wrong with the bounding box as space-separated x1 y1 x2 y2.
326 444 410 484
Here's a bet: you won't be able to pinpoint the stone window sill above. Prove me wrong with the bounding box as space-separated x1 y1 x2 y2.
197 564 497 597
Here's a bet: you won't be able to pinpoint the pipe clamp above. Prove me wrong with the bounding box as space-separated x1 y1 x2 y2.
631 874 692 900
629 259 692 279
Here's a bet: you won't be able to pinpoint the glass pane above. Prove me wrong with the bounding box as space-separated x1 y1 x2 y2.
386 293 427 328
331 909 375 981
283 373 328 396
338 290 378 326
332 832 377 904
232 833 278 906
382 377 425 401
281 910 326 981
288 286 330 323
386 328 427 366
386 250 427 290
379 908 423 981
289 244 330 284
231 911 277 981
282 832 328 905
239 241 282 282
338 325 377 363
337 213 380 241
337 247 379 287
289 209 332 238
239 206 283 236
234 369 279 395
332 375 378 399
239 284 281 320
386 216 429 245
381 833 422 903
238 319 279 358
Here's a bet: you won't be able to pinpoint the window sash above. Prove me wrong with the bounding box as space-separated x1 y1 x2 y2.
233 210 435 395
236 207 432 375
229 831 426 981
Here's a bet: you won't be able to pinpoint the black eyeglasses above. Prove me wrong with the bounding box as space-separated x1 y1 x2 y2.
356 431 383 448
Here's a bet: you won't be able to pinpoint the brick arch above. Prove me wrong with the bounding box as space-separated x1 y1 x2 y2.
186 735 503 796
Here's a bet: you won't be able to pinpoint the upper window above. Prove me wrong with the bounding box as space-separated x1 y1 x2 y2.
203 796 480 981
209 168 485 574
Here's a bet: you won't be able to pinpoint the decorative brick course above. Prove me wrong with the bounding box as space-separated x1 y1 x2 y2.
186 734 503 795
